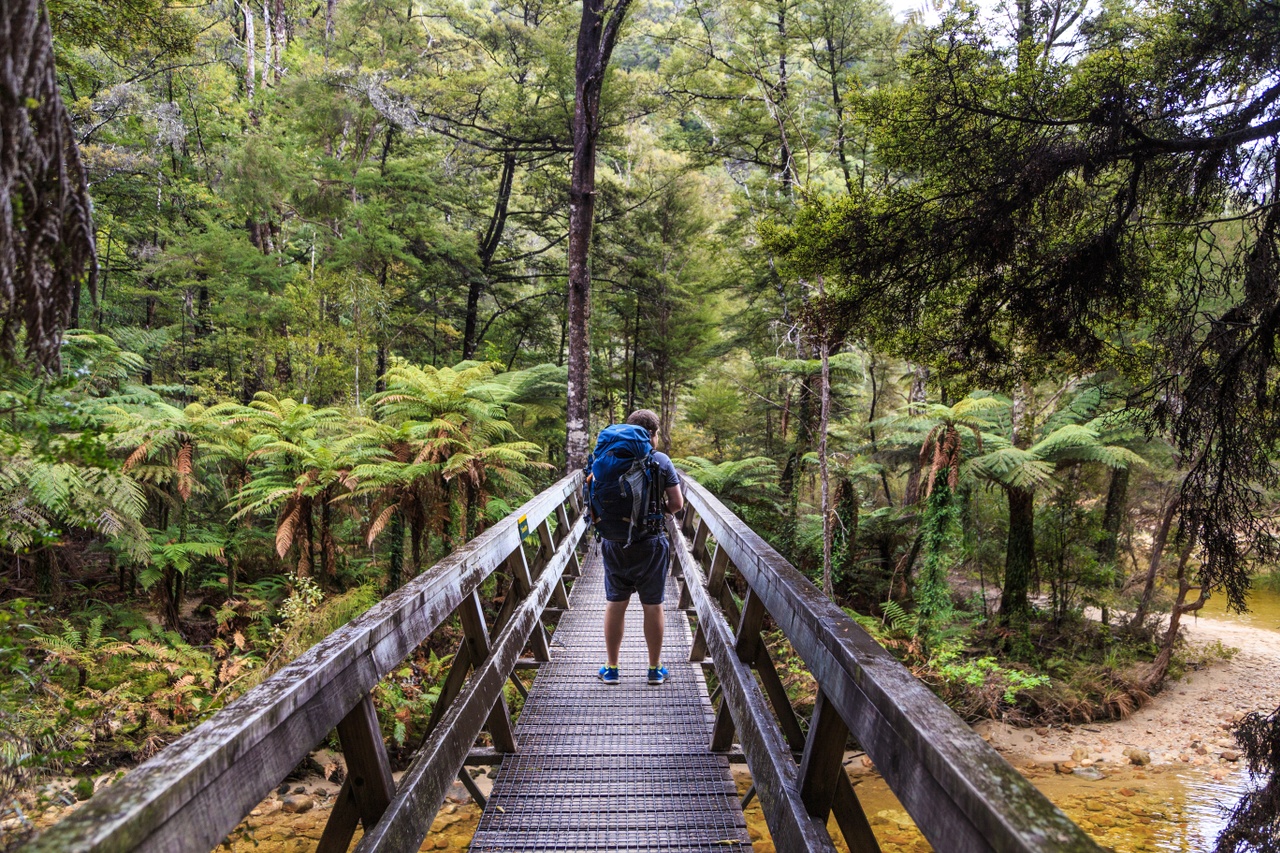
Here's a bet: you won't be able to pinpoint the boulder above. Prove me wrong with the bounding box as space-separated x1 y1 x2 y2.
281 795 314 814
1128 749 1151 766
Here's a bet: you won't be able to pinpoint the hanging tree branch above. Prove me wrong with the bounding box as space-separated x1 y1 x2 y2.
0 0 97 372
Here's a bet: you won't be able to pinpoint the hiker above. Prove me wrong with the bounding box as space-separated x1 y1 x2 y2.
586 409 684 685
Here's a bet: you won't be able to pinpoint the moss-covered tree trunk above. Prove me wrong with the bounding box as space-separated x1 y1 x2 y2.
915 477 958 652
1000 485 1035 622
1097 466 1129 564
387 509 404 592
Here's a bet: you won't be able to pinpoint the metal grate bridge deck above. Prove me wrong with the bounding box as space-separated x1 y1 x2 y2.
468 543 753 852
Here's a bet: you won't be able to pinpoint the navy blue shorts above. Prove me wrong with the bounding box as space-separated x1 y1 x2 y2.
601 535 670 605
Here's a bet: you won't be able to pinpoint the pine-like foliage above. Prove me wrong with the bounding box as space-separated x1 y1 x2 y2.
1217 706 1280 853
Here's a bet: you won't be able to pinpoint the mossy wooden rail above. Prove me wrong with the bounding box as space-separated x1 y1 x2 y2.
671 477 1103 853
32 470 1104 853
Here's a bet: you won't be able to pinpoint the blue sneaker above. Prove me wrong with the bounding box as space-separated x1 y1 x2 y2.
647 664 669 685
598 664 620 684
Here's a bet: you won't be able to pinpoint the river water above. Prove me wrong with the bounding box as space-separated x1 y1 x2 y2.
1198 581 1280 632
741 763 1252 853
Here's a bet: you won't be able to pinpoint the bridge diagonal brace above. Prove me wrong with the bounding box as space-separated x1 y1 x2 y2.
460 590 518 754
503 545 551 662
681 507 699 538
692 546 732 662
755 643 808 753
691 517 710 562
422 643 473 740
833 771 882 853
317 693 396 853
456 768 488 811
316 776 361 853
794 688 880 852
554 503 582 577
535 518 571 610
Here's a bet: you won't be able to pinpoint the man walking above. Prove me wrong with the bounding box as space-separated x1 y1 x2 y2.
592 409 683 685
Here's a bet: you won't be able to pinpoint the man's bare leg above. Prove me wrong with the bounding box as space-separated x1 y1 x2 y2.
604 599 628 666
642 603 664 668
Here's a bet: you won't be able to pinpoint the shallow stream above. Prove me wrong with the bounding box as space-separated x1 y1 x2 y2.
738 764 1253 853
1198 582 1280 632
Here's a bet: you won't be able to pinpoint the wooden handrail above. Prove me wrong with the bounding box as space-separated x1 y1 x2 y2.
669 517 837 851
676 478 1103 853
31 473 586 853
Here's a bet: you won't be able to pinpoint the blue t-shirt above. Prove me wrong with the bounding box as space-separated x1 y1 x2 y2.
651 451 682 504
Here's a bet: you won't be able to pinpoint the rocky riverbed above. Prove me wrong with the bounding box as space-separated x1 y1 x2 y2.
976 609 1280 775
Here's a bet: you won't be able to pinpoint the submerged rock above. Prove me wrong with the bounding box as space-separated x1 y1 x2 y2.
280 795 313 814
1072 767 1107 781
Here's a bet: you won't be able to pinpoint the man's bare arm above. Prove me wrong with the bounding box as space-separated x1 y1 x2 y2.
665 484 684 515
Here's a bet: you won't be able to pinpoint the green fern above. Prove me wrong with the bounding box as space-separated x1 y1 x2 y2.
879 598 918 635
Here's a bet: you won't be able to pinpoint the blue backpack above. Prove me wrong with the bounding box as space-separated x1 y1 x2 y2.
587 424 663 545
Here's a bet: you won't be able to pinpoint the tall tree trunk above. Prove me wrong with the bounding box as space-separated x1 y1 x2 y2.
1131 492 1180 627
272 0 287 81
1143 530 1203 690
565 0 633 471
387 509 404 592
819 334 833 598
833 477 859 594
319 493 333 581
1000 485 1036 621
1000 382 1036 622
902 365 930 505
627 295 641 413
823 32 853 195
774 0 794 194
409 517 423 576
262 1 272 86
297 499 313 577
1097 465 1130 565
464 152 517 359
325 0 338 52
864 354 893 506
243 2 256 102
780 368 817 561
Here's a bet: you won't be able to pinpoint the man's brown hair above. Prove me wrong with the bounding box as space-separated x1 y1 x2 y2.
626 409 660 435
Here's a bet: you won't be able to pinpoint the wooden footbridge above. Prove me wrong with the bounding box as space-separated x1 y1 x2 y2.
33 473 1103 852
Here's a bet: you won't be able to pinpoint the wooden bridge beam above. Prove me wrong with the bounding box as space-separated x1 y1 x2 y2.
317 693 397 853
352 513 587 853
